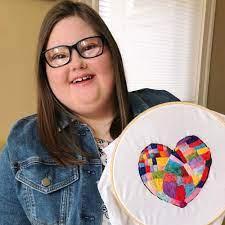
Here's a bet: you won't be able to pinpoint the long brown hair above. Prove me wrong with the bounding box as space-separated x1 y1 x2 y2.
36 0 130 165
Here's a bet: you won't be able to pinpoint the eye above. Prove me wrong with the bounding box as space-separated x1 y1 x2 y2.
45 46 70 63
52 53 68 60
82 44 98 52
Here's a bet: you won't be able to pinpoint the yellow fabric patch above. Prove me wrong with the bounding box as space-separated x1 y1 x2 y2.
153 178 163 192
156 157 168 167
192 174 201 186
197 147 209 155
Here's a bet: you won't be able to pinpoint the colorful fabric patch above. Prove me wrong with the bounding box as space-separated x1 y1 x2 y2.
138 135 212 208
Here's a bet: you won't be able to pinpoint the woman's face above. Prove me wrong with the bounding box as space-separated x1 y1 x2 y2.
45 16 115 117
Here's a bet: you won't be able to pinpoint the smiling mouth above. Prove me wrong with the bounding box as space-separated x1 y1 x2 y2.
71 74 94 84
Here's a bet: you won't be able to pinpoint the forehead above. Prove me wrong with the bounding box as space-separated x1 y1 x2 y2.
47 16 97 49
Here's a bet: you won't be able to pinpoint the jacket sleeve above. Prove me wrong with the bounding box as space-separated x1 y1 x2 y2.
0 146 31 225
159 89 180 102
134 88 180 106
138 88 180 105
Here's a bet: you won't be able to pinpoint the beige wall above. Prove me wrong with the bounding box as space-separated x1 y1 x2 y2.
0 0 97 148
0 1 56 146
207 0 225 114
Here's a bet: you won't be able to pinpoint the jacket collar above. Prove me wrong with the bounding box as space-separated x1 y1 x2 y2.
128 92 149 117
57 112 77 132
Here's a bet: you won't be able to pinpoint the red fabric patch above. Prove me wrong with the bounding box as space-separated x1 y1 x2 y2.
175 185 185 201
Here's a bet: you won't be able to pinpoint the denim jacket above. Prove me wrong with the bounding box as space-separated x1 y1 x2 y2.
0 89 178 225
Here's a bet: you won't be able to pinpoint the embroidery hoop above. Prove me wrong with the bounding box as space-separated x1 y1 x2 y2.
110 102 225 225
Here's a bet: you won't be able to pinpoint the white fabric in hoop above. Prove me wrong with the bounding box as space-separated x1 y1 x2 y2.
98 102 225 225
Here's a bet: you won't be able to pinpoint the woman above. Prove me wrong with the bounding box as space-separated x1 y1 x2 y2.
0 1 178 225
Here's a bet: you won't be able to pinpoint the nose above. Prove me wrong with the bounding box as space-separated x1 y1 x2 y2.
70 49 87 70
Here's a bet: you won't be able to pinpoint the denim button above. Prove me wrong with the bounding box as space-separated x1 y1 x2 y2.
85 170 96 175
41 177 51 187
79 131 86 136
81 215 95 221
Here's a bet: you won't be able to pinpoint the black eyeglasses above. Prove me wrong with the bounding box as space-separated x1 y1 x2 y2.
42 35 105 68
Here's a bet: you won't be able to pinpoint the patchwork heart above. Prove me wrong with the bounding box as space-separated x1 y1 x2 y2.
138 135 212 208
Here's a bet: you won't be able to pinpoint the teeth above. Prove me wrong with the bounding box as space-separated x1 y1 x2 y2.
84 75 92 80
74 78 83 83
72 75 92 83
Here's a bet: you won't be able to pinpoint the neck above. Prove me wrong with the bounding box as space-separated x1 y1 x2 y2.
77 107 115 142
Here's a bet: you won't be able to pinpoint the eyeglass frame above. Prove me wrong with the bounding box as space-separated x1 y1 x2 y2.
42 35 105 68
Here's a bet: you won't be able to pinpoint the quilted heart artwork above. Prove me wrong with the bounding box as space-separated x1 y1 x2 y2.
138 135 212 208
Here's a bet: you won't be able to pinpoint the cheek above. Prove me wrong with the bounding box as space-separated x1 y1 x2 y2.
46 66 68 87
45 68 70 105
103 54 115 87
46 66 56 86
95 51 114 81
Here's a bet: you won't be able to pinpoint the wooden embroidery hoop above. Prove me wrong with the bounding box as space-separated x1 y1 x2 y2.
110 102 225 225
